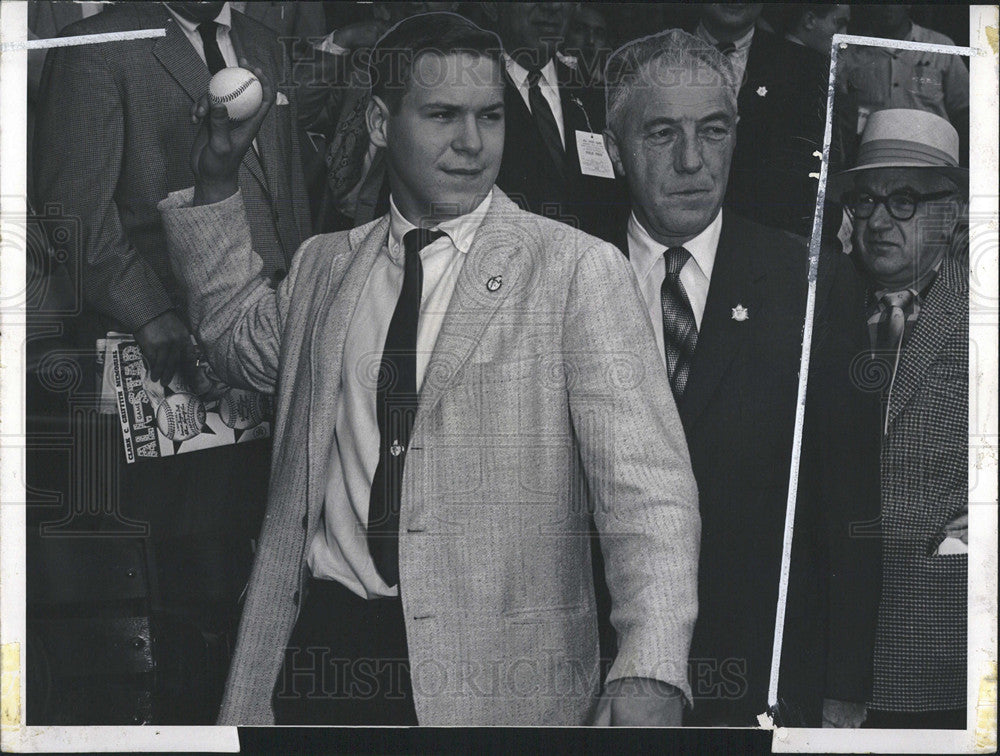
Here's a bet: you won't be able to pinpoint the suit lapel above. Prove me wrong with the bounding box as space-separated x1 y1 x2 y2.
502 67 569 177
678 214 761 426
885 256 966 427
153 9 211 104
414 191 530 431
306 218 390 475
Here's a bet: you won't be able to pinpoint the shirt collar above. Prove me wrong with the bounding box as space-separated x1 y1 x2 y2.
387 190 494 263
627 208 722 283
164 2 231 35
872 257 943 309
696 22 755 52
504 54 558 89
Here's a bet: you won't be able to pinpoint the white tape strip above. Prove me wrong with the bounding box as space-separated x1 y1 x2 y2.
0 28 165 53
833 32 981 57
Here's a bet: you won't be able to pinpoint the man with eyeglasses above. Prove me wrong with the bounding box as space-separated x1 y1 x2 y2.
830 108 969 729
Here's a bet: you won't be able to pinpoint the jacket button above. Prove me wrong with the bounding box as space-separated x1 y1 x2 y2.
292 590 300 606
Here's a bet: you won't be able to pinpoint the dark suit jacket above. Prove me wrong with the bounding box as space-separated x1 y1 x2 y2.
30 1 309 599
728 35 853 240
869 253 968 713
615 212 881 725
495 59 626 244
33 2 311 336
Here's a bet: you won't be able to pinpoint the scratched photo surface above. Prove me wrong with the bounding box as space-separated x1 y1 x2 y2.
1 2 995 753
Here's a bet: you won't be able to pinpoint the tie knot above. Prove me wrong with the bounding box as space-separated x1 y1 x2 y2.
715 40 737 56
197 20 219 38
880 290 914 310
664 246 691 276
403 228 446 258
526 67 544 88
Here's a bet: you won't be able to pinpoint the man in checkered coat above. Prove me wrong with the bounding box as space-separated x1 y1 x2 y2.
830 108 969 729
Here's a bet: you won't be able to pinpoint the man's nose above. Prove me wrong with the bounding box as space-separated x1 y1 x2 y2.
868 201 894 229
453 116 483 154
673 133 704 174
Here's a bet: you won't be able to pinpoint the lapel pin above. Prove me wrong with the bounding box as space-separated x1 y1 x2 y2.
486 275 503 292
390 440 404 457
756 86 768 97
731 304 750 322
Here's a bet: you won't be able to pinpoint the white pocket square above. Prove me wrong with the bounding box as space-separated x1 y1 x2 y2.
275 92 289 106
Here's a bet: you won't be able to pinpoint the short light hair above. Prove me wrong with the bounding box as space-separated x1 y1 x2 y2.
604 28 739 137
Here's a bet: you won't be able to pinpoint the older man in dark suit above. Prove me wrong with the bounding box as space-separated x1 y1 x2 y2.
830 108 969 730
603 28 881 727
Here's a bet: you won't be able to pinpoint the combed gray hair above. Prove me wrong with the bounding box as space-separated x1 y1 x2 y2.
604 28 739 137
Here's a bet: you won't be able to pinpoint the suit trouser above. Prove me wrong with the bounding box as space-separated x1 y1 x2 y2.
272 577 418 725
863 708 966 730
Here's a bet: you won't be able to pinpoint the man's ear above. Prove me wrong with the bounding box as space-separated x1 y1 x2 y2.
603 128 625 178
802 11 818 32
367 95 390 150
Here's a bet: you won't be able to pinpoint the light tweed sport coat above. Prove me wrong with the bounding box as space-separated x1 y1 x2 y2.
160 187 700 725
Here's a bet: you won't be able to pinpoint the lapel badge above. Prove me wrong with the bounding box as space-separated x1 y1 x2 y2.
486 275 503 292
731 304 750 322
390 440 404 457
756 86 768 97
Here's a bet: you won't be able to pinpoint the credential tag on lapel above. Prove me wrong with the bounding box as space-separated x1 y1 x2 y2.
575 131 615 179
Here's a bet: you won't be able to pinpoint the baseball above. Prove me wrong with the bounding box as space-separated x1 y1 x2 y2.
218 388 270 430
155 392 207 441
208 67 262 122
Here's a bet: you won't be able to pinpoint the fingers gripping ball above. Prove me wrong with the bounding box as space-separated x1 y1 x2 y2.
155 393 208 441
208 67 262 122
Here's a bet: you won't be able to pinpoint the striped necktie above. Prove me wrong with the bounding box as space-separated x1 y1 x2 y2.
661 246 699 398
868 289 917 354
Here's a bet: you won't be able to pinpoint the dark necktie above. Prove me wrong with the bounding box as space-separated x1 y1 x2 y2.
197 21 227 75
661 246 698 398
367 228 445 587
715 40 737 56
526 67 566 178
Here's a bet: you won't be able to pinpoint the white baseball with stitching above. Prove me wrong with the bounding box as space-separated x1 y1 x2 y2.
208 67 262 122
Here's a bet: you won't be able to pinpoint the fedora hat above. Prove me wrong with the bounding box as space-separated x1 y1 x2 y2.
828 108 968 199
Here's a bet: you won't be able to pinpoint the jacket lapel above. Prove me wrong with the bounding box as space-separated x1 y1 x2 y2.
153 8 211 104
885 256 966 427
414 191 530 431
678 213 761 426
306 218 390 497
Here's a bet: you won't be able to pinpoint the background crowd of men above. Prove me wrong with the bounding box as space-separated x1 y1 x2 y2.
24 1 971 729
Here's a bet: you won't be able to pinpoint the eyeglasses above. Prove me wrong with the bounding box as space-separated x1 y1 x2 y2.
844 190 955 221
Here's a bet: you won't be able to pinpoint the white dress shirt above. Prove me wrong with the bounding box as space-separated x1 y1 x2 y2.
626 209 722 367
306 191 494 598
695 22 755 86
504 55 566 148
164 2 238 68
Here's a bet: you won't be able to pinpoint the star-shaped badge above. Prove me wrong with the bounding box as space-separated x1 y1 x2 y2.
756 86 767 97
731 304 750 322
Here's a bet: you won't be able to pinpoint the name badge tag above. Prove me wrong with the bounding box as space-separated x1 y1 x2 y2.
575 130 616 179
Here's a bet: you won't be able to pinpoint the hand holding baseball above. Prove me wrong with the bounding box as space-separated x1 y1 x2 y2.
190 58 275 206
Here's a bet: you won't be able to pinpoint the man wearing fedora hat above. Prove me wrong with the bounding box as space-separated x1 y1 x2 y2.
831 107 969 729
